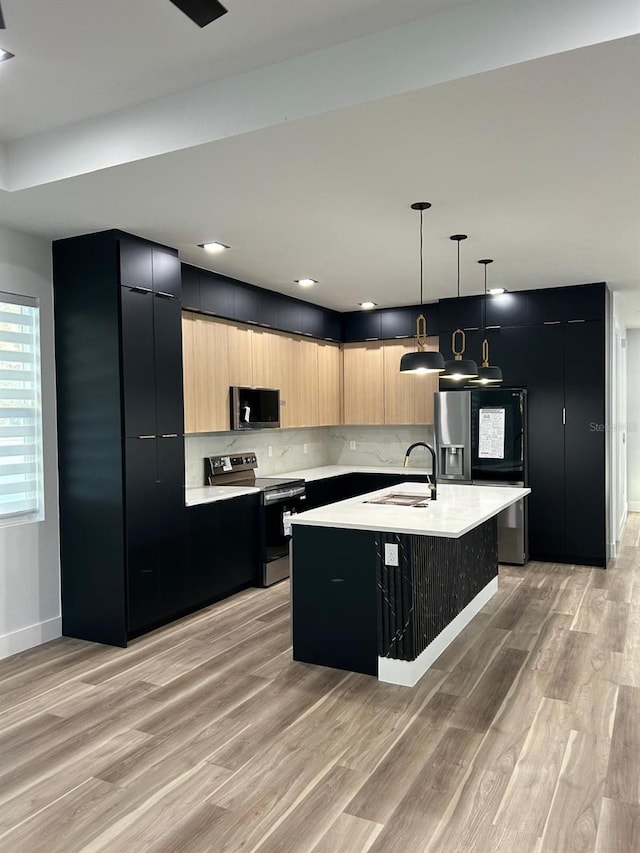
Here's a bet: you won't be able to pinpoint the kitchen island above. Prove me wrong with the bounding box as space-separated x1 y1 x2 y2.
290 482 530 686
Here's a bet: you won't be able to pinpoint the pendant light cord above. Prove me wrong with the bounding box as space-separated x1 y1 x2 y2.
419 209 424 307
457 239 461 299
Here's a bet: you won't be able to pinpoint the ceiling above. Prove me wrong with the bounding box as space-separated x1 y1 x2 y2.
0 2 639 326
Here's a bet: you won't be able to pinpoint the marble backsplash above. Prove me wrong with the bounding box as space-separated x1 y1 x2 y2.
185 424 435 487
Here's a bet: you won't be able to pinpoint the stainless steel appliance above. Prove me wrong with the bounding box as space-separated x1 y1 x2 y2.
434 389 528 564
204 453 306 586
230 386 280 430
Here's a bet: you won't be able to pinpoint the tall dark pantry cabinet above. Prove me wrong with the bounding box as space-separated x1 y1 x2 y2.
53 230 186 646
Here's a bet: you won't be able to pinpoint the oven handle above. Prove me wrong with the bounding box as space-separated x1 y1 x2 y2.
264 487 306 504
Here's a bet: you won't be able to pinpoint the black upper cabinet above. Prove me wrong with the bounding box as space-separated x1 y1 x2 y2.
121 287 157 438
257 289 280 328
119 237 153 290
438 295 483 332
323 310 342 341
342 311 382 342
154 294 184 436
181 265 201 311
301 303 326 338
200 271 235 318
278 299 304 335
527 283 605 325
380 307 414 339
152 248 181 298
234 284 259 324
484 291 531 328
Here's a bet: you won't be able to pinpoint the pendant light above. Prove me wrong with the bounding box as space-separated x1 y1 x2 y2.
399 202 445 375
440 234 478 381
470 259 503 385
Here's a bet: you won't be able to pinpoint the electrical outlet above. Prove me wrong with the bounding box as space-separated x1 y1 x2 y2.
384 543 399 567
267 446 273 458
350 440 357 450
303 443 308 454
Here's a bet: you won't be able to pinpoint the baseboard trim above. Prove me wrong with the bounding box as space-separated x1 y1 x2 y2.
629 502 640 513
378 577 499 687
0 616 62 660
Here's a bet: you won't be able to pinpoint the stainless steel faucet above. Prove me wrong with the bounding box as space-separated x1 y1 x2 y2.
403 442 437 501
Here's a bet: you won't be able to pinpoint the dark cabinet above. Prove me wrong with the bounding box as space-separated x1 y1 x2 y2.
438 295 483 332
119 237 153 290
181 264 201 311
278 299 304 335
54 230 186 647
527 283 606 325
564 321 606 562
186 495 259 607
121 286 157 438
234 284 259 324
301 303 326 338
484 291 531 328
257 289 280 328
323 310 342 341
200 270 235 318
380 307 415 339
342 311 382 342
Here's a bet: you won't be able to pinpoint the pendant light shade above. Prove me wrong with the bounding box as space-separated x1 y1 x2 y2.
470 259 503 385
399 203 445 375
441 234 478 381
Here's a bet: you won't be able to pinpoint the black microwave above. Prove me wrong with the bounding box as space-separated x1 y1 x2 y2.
230 386 280 430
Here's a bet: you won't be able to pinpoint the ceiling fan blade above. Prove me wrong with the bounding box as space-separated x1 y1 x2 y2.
168 0 228 28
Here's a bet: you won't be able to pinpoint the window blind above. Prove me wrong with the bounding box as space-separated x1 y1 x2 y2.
0 292 42 519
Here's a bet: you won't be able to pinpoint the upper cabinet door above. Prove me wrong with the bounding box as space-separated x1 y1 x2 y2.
484 291 530 328
154 294 185 436
301 303 325 338
342 311 382 342
257 290 280 328
278 299 304 335
437 296 482 332
152 249 181 299
379 307 414 339
181 265 201 311
233 284 259 325
200 271 235 318
119 237 153 290
120 287 157 437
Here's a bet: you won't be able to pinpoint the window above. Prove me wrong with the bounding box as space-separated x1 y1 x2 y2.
0 292 43 523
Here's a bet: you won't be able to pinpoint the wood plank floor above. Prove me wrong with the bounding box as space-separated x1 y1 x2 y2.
1 515 638 853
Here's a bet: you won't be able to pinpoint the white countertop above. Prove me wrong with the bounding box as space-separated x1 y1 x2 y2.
263 464 431 482
185 484 260 506
186 464 432 507
290 482 530 538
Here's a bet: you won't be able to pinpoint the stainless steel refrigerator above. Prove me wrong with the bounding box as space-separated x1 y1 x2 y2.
434 389 528 564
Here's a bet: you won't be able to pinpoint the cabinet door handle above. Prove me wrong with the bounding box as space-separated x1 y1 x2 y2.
129 286 152 294
544 320 561 325
567 319 585 323
562 407 566 425
155 291 176 299
160 434 179 438
138 434 156 439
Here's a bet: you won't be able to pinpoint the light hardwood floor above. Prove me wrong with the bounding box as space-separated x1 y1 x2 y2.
1 516 638 853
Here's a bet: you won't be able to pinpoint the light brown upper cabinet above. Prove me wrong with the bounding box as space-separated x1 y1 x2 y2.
317 342 342 426
342 342 385 425
383 337 438 425
182 312 231 433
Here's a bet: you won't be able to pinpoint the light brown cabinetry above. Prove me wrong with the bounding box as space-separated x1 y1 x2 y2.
343 342 385 425
383 338 439 425
183 313 437 432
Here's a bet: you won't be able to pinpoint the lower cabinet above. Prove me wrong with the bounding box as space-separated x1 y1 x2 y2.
125 436 186 634
305 472 428 510
186 495 260 608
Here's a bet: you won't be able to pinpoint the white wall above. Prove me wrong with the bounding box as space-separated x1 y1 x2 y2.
0 225 60 659
628 329 640 511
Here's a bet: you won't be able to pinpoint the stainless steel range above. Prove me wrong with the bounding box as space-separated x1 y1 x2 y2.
204 453 306 586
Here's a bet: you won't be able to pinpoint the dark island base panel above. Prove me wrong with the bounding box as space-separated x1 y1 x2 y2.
376 518 498 662
291 519 498 680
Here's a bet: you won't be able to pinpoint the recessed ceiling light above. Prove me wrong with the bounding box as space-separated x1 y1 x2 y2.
0 47 14 63
295 278 317 288
359 301 378 310
488 287 506 296
198 241 229 253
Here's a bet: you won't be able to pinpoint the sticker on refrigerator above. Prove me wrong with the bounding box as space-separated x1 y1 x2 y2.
282 511 292 537
478 408 505 459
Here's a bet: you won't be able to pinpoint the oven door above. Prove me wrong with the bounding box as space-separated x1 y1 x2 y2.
262 493 306 586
